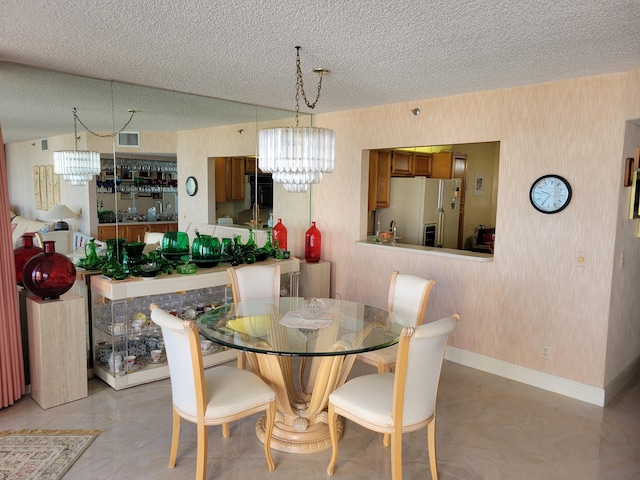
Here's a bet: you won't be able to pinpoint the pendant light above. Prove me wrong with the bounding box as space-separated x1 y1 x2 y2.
53 107 136 186
259 47 335 193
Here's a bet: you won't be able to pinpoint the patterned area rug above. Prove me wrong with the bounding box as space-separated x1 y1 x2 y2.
0 429 104 480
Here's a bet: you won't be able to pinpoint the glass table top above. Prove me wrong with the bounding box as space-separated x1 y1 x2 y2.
197 297 409 357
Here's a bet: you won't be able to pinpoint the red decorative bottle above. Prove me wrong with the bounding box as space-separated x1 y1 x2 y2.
14 232 44 286
272 218 288 250
22 240 76 300
305 221 321 263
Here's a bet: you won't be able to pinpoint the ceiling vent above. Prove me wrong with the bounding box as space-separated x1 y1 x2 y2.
117 131 140 148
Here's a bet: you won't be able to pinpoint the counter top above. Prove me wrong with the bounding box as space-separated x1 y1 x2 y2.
98 220 178 226
356 239 493 262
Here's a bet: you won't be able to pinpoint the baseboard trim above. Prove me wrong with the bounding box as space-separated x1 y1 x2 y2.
604 354 640 405
444 346 605 407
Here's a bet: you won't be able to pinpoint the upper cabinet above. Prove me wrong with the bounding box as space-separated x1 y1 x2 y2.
215 157 245 202
431 152 467 179
368 149 467 211
390 151 414 176
390 151 433 177
368 150 392 210
245 157 266 175
413 153 433 176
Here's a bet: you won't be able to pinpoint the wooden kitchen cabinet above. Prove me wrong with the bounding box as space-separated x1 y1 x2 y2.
391 151 414 176
215 157 245 202
97 225 117 240
245 157 265 175
414 153 433 176
97 223 178 242
368 150 392 211
431 152 467 179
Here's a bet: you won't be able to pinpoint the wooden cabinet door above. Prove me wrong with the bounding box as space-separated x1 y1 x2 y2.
148 223 178 234
391 151 414 176
245 157 264 175
126 224 150 243
227 157 245 201
214 157 227 203
414 153 433 176
431 152 453 178
368 150 391 210
97 225 116 241
216 157 246 202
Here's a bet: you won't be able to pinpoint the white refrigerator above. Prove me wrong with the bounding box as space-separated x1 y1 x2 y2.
381 177 461 248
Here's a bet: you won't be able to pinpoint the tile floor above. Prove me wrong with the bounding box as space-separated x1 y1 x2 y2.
1 360 639 479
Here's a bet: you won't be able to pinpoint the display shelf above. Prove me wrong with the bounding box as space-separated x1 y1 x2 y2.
91 257 300 389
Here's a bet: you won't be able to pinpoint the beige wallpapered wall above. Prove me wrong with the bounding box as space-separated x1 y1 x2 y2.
304 70 640 389
6 69 640 390
173 69 640 389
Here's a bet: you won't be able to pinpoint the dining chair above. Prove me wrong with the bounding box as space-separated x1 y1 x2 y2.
327 314 459 480
227 264 281 369
149 304 276 480
143 231 164 253
356 271 435 373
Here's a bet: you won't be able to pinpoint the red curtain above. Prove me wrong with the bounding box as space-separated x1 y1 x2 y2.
0 124 25 408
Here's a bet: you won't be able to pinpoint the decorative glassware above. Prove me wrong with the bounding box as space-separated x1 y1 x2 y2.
14 232 43 286
22 240 76 300
83 238 101 268
263 230 274 256
305 221 321 263
272 218 287 250
245 229 257 251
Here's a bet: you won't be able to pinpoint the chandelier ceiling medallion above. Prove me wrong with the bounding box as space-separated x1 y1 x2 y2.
53 107 136 186
259 46 335 193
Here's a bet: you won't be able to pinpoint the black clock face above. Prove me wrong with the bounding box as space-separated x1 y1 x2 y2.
186 176 198 196
529 175 572 214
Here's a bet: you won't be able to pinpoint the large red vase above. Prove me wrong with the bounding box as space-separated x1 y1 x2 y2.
272 218 288 250
305 221 321 263
14 232 44 286
22 240 76 300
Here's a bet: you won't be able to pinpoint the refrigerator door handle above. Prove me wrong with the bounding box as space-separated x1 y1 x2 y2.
436 209 445 247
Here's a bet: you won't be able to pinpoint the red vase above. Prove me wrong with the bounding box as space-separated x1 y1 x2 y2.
22 240 76 300
305 221 321 263
14 232 44 286
272 218 288 250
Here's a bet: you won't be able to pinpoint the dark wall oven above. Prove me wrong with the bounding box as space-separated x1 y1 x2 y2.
248 174 273 208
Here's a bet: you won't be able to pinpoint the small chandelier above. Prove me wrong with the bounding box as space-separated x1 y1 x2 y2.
54 107 136 186
259 47 335 193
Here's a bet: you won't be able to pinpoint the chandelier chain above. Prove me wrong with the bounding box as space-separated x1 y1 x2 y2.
295 47 324 126
73 107 137 139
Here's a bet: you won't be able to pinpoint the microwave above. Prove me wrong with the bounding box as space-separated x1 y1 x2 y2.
247 175 273 208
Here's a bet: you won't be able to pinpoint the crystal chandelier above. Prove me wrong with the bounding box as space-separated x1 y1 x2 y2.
259 47 335 193
54 107 135 186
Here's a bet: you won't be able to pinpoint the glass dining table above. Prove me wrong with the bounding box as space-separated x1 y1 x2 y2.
197 296 408 453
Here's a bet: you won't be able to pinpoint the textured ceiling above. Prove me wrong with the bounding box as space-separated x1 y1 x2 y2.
1 0 639 143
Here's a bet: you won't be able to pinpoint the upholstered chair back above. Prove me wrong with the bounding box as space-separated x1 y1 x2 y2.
397 315 458 427
150 306 203 418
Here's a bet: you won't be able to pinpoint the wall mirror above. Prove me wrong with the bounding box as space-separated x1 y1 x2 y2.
1 62 302 240
368 141 499 254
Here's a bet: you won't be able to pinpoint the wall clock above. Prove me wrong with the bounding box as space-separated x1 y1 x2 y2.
529 174 572 214
185 176 198 196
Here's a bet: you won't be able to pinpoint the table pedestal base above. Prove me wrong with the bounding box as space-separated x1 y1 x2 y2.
255 414 344 453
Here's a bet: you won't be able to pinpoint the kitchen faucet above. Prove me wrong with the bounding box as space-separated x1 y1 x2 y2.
390 220 397 237
155 201 163 215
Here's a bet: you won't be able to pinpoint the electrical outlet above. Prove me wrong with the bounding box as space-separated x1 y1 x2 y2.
540 345 551 359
